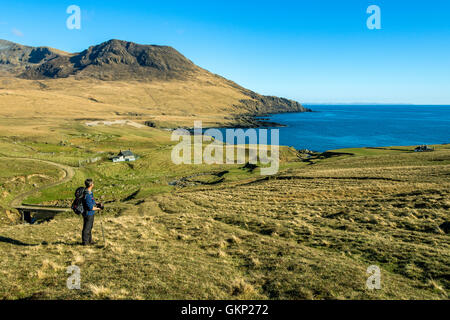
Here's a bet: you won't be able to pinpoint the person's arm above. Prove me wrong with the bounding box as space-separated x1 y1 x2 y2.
93 195 103 210
92 197 101 211
94 197 104 210
85 193 100 211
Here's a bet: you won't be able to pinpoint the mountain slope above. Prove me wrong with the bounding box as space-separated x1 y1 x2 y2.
0 39 72 73
0 39 309 131
19 39 199 81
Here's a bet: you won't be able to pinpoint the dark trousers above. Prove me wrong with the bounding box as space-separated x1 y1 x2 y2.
82 214 95 245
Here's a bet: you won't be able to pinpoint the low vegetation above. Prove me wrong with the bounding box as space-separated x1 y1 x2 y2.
0 120 448 299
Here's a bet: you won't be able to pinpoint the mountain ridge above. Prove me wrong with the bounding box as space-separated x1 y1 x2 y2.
0 39 310 119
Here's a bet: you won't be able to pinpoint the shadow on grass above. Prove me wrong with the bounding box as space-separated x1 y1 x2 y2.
366 147 413 152
0 236 38 246
301 151 354 165
316 151 354 159
41 241 104 247
0 236 86 247
33 217 55 224
240 173 404 187
44 241 82 246
121 189 141 202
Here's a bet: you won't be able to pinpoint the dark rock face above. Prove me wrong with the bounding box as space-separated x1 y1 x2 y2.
28 47 55 63
236 95 311 114
223 77 311 114
18 39 198 80
0 40 60 71
23 56 72 78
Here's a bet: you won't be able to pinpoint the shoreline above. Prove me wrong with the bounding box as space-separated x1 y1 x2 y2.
180 108 314 131
169 105 448 153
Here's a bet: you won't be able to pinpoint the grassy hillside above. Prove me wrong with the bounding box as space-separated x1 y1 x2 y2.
0 74 248 130
0 122 448 299
0 159 64 225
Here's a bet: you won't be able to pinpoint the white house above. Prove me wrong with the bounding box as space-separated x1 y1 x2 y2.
112 150 137 162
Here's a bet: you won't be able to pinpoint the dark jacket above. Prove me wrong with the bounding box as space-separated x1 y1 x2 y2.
83 190 97 216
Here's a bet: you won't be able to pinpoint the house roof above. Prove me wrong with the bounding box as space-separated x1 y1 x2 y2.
118 150 135 157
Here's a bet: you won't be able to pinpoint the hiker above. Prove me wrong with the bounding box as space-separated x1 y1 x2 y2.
81 179 103 245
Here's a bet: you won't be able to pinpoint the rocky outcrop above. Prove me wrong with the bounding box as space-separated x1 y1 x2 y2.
0 40 65 72
18 39 199 80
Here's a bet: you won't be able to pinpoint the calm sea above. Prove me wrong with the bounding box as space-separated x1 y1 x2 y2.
208 105 450 152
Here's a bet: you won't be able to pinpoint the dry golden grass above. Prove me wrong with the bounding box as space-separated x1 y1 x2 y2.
0 146 448 300
0 71 250 137
0 78 448 300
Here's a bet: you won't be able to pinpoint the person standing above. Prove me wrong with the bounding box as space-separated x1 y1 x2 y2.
81 179 101 245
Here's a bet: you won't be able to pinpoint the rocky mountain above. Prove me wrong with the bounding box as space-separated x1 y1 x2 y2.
0 39 199 80
0 39 70 73
0 39 310 115
23 40 199 81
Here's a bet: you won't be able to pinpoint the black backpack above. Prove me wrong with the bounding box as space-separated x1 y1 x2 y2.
71 187 86 215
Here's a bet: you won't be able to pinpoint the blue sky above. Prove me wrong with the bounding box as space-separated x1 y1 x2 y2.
1 0 449 104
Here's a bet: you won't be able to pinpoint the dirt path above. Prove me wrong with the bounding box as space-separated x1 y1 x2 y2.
0 157 76 209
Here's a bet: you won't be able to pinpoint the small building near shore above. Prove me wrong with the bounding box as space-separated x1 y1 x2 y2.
112 150 138 162
414 145 434 152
